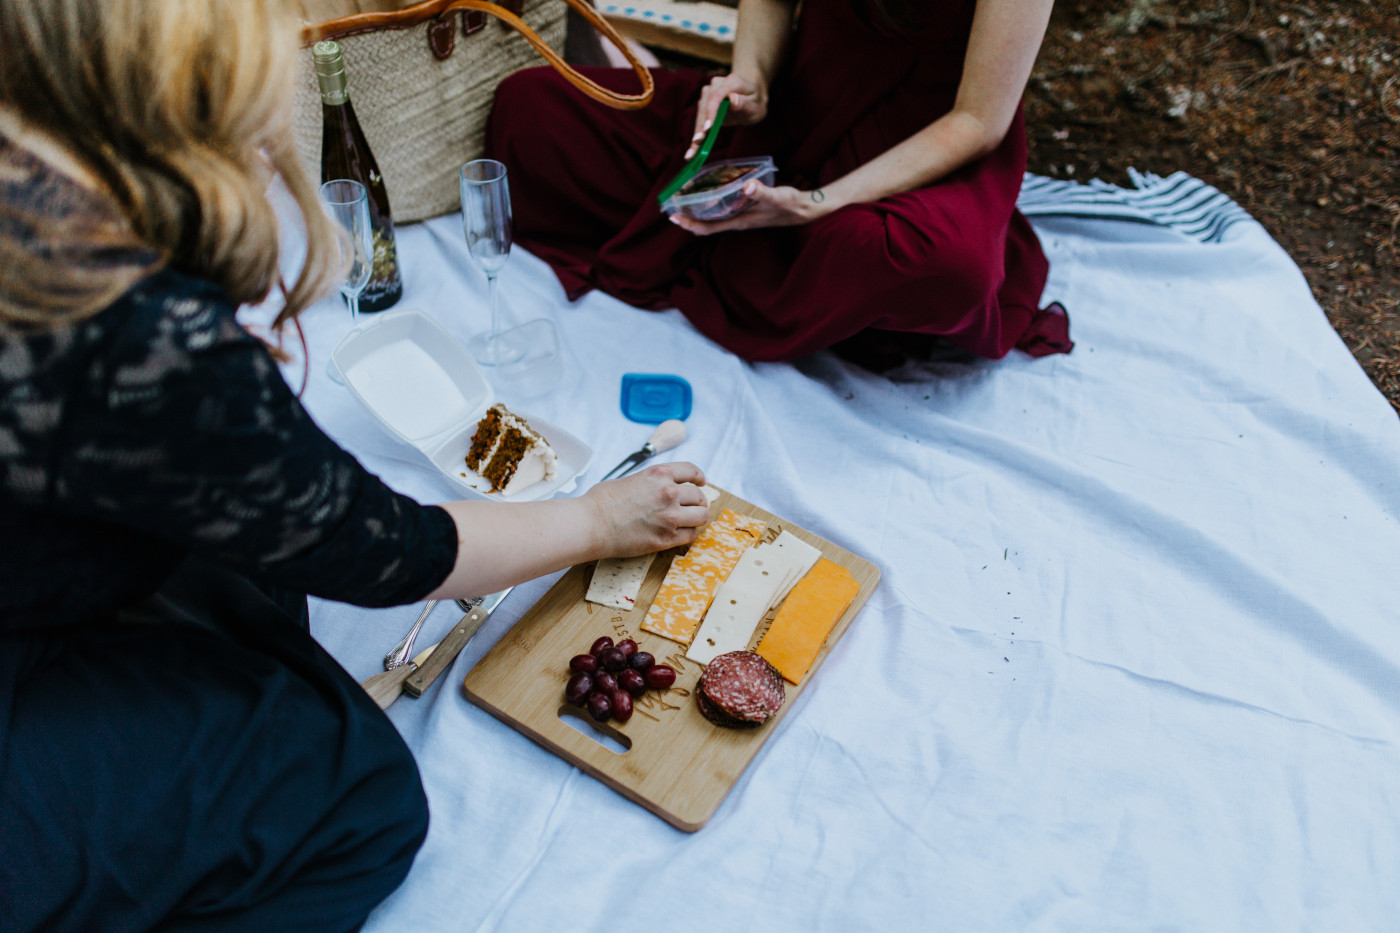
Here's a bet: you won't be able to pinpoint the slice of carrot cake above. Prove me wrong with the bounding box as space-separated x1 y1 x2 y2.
464 404 557 495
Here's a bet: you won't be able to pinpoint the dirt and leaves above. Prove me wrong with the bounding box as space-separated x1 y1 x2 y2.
1024 0 1400 413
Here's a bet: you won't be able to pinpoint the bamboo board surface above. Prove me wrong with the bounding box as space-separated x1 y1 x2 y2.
461 487 880 831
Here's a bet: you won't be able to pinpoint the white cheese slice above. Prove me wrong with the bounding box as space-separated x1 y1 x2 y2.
685 530 822 665
586 553 657 611
766 530 821 611
685 550 776 665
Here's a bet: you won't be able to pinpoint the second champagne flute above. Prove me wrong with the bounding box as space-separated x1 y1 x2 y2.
319 179 373 321
460 159 523 367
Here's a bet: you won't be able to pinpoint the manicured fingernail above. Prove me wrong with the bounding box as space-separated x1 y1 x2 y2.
692 130 704 140
702 119 712 130
684 147 696 159
668 215 682 224
744 182 756 195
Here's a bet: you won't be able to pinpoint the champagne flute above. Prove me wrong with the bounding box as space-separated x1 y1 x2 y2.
319 179 373 321
460 159 523 366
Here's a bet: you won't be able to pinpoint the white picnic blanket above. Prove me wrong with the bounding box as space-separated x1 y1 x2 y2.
259 172 1400 932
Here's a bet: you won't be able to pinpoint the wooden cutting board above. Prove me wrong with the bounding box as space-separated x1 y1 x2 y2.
461 487 880 831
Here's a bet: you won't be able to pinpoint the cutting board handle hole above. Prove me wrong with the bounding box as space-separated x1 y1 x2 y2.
558 706 632 755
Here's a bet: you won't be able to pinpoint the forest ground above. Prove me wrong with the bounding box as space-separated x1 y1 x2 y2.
1024 0 1399 413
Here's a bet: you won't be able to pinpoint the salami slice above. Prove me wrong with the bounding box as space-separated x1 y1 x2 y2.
695 650 786 726
695 681 759 729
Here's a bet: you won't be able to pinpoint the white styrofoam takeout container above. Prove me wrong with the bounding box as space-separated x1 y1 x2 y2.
330 308 591 501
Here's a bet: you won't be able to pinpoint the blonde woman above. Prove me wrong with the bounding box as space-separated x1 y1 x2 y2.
0 2 709 930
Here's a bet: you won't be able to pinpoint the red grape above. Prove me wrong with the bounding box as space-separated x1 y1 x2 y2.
644 665 676 690
566 638 679 721
617 668 647 698
565 672 593 706
610 689 633 723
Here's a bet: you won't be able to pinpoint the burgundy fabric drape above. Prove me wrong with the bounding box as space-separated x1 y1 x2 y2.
487 0 1071 362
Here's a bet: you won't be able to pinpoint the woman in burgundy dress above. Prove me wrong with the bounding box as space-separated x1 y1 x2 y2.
488 0 1070 365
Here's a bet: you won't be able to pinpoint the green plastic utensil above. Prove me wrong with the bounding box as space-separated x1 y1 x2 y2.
657 98 730 207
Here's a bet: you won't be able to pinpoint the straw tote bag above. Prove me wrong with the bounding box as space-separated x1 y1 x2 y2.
292 0 654 223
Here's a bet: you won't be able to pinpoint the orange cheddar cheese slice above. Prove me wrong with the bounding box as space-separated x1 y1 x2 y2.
756 558 860 685
641 509 767 645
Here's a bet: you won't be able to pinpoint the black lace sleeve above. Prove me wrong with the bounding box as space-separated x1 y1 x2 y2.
49 270 458 608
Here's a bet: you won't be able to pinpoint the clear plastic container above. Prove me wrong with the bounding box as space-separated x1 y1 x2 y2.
660 156 777 221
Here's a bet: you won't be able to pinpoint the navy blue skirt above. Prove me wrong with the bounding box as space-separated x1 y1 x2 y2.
0 559 428 932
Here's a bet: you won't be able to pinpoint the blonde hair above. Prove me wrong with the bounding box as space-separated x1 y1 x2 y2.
0 0 340 330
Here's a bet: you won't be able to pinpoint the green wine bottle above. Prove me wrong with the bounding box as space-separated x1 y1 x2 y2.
313 40 403 313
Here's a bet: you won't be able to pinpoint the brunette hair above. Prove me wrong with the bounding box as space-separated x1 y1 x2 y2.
0 0 340 330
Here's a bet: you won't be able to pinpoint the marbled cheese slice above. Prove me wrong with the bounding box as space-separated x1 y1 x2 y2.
640 508 766 645
686 530 822 665
755 558 860 685
586 553 656 611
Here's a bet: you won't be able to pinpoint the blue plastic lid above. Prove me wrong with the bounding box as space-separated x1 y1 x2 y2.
620 373 692 424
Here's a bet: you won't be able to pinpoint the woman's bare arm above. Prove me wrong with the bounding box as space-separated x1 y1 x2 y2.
685 0 797 157
672 0 1055 232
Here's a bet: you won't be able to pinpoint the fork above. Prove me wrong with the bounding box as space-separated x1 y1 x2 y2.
383 599 439 670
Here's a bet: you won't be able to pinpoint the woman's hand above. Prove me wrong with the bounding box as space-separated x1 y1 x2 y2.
669 182 839 235
683 0 796 160
684 73 768 159
584 462 711 557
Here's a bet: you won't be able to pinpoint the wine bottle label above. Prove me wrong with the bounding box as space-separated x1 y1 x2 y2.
361 224 402 312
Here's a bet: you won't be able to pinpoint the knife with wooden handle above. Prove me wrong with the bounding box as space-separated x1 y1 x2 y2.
403 587 511 698
360 641 438 710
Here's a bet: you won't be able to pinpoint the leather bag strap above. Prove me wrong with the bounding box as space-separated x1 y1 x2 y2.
304 0 655 111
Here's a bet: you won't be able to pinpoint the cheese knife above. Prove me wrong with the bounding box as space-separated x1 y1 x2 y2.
599 419 688 482
403 587 512 698
360 590 506 708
